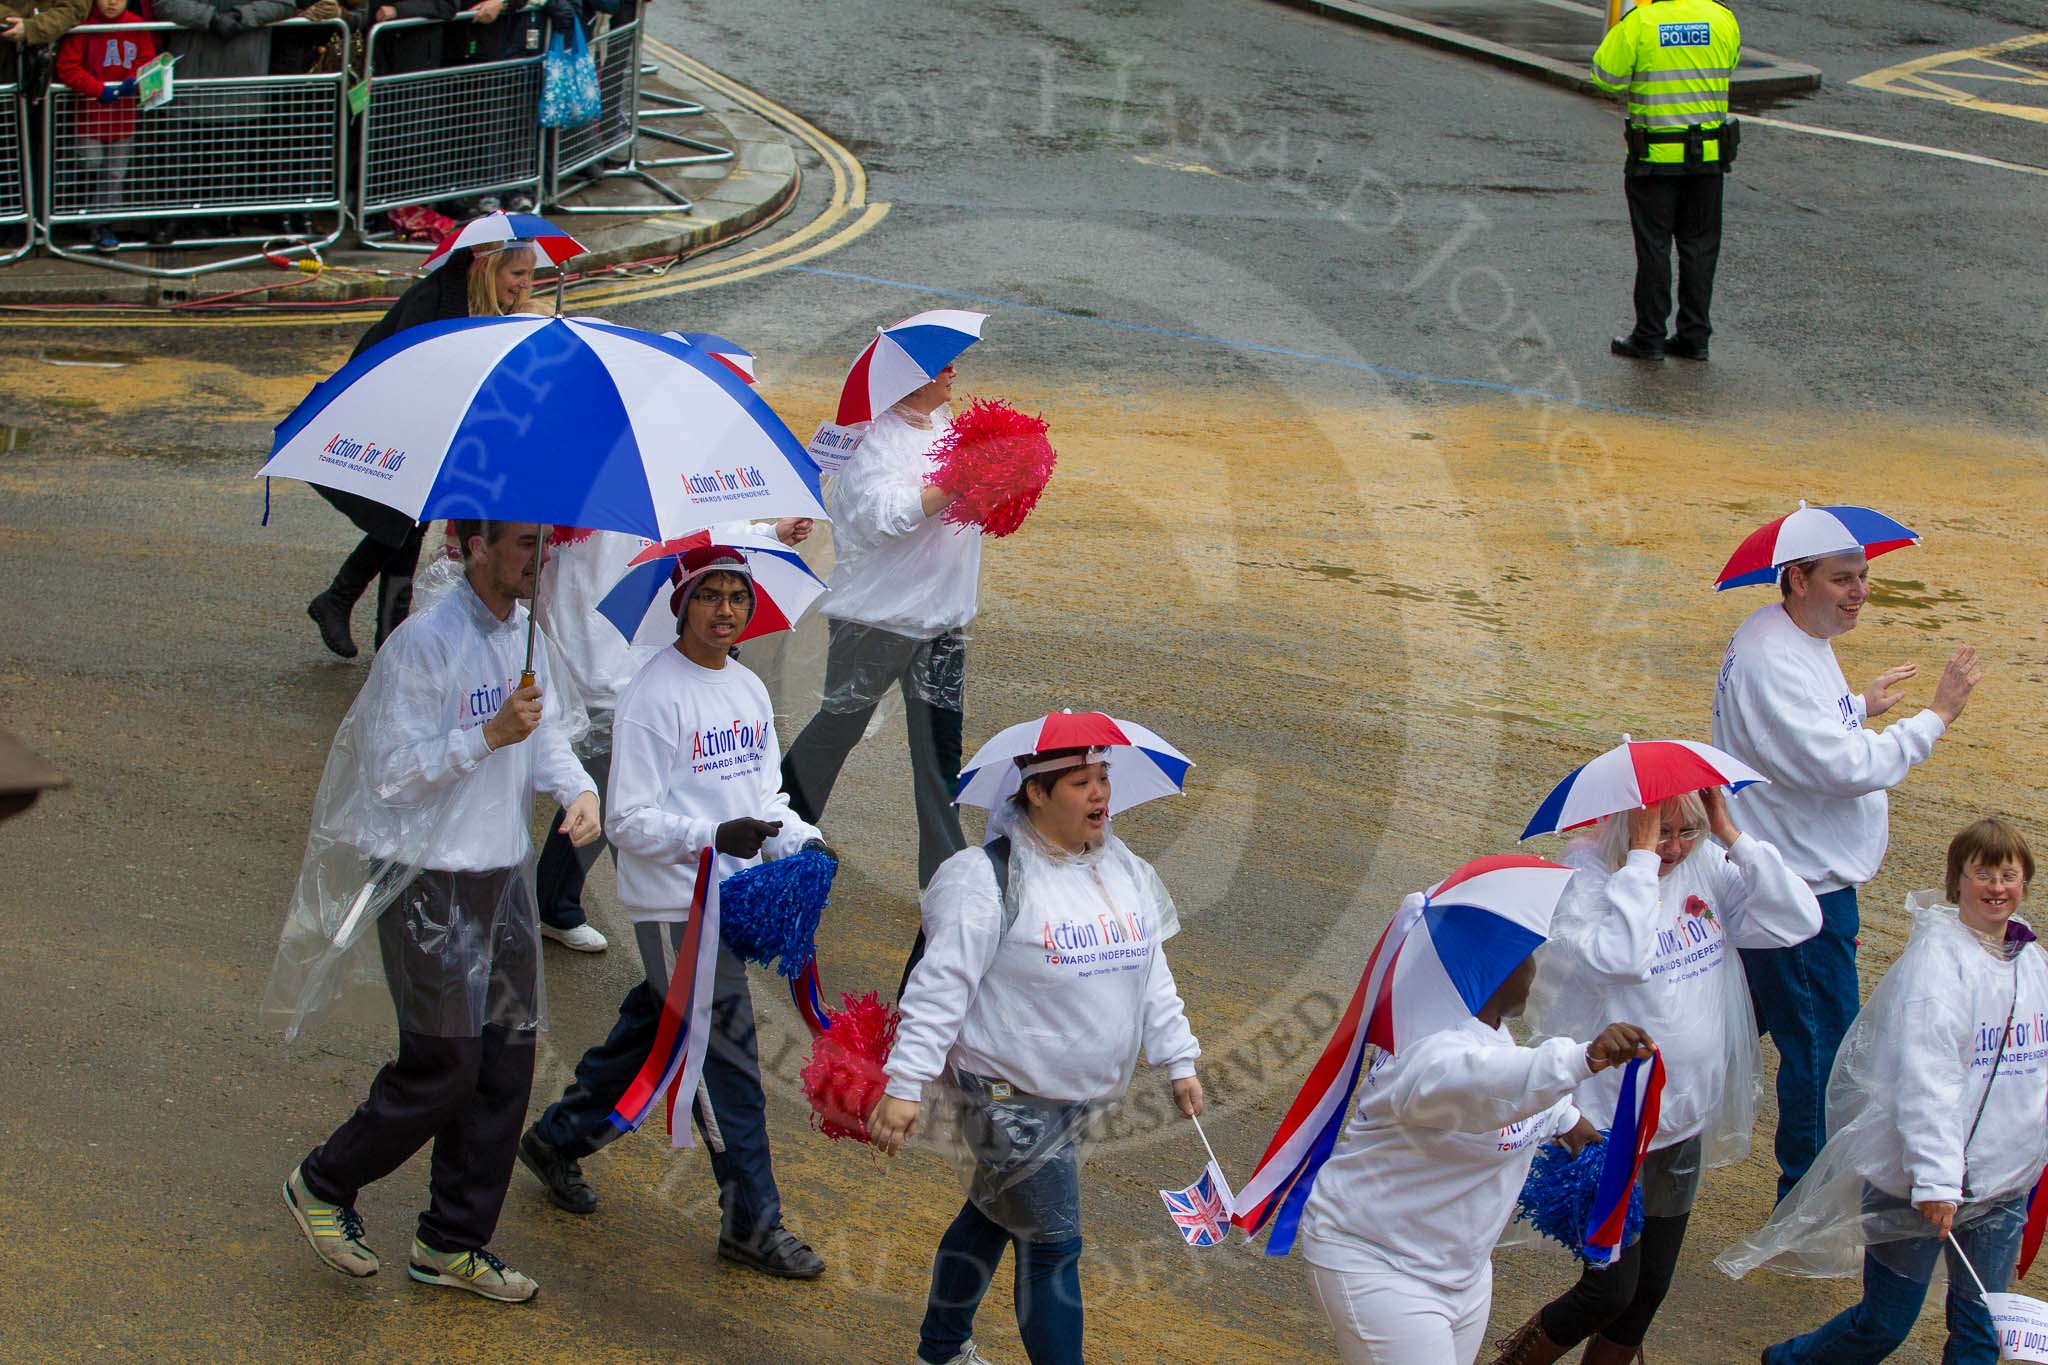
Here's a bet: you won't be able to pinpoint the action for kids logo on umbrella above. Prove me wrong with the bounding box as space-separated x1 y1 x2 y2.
681 464 775 505
317 432 409 480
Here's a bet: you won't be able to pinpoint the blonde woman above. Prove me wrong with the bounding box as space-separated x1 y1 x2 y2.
307 239 540 659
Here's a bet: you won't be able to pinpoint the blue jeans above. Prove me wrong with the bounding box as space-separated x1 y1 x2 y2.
1741 884 1861 1200
1766 1196 2025 1364
918 1199 1084 1365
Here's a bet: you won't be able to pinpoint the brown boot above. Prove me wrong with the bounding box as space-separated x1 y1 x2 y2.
1489 1314 1572 1365
1580 1338 1643 1365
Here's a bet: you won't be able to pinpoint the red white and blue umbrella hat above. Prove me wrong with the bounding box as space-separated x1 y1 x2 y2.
1520 736 1768 841
834 309 989 426
1715 500 1918 590
419 209 587 273
1362 855 1577 1056
954 710 1192 832
597 528 825 648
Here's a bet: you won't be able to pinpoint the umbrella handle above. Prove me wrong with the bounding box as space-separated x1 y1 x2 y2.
519 523 547 692
519 670 536 690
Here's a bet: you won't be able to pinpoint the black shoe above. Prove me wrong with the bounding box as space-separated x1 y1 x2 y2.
1667 336 1710 361
518 1130 596 1215
149 221 176 247
307 591 358 659
717 1224 825 1279
1610 334 1665 361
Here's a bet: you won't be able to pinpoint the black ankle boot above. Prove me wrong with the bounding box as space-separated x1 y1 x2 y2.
307 592 357 658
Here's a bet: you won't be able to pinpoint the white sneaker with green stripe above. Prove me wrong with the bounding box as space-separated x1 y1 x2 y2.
282 1165 379 1278
407 1240 539 1303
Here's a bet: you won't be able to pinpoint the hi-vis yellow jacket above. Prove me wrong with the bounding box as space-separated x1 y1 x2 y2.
1591 0 1742 171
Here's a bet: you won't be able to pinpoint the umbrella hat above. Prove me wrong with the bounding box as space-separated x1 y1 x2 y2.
1521 736 1767 840
421 210 585 273
835 309 988 426
1363 854 1576 1054
1716 501 1918 590
954 710 1191 832
600 529 825 647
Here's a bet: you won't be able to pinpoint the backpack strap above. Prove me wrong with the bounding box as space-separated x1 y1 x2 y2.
983 836 1019 936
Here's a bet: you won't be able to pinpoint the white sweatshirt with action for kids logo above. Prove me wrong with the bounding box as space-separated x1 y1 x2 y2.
1711 602 1947 894
605 647 818 921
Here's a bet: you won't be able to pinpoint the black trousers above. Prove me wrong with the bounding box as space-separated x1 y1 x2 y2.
326 525 429 647
535 745 612 931
1537 1209 1692 1347
1624 171 1724 347
529 929 784 1240
300 868 538 1253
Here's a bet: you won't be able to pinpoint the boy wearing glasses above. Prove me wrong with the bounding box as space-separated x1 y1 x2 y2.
519 544 829 1280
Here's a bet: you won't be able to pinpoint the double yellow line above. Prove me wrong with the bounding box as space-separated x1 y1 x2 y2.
2 43 886 330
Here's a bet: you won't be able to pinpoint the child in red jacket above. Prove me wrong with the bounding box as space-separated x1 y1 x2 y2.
54 0 157 251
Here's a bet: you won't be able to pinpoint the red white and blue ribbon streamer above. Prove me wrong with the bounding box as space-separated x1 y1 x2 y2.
1229 920 1388 1253
608 847 721 1149
1584 1049 1666 1266
790 957 830 1038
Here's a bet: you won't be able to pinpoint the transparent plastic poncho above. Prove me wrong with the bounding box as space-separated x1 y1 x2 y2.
1525 840 1762 1174
914 801 1186 1241
1717 892 2048 1281
260 590 591 1042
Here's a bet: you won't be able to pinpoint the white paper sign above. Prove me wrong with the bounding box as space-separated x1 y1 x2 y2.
806 421 865 475
1985 1292 2048 1362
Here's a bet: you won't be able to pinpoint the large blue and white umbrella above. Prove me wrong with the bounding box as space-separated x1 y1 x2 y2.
259 314 827 539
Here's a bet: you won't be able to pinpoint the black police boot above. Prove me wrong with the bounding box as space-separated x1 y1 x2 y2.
518 1130 597 1215
1610 334 1666 361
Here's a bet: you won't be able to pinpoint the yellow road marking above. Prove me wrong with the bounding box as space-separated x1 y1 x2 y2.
1852 33 2048 125
0 43 887 329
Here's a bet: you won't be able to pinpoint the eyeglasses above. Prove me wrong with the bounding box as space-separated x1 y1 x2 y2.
1657 827 1707 845
1967 868 2028 889
691 589 752 609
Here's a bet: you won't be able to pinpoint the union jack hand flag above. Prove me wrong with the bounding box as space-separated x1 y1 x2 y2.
1160 1165 1235 1248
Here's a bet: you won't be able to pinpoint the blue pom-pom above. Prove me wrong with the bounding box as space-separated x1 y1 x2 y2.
718 849 837 979
1514 1134 1645 1266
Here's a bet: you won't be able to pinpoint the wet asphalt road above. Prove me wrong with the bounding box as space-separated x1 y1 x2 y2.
2 0 2045 1360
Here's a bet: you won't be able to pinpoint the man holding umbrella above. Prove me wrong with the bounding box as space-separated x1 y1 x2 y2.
1709 502 1982 1199
279 519 600 1301
781 311 988 974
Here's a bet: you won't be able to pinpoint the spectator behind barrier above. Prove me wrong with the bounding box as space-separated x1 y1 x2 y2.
348 0 449 75
53 0 157 252
1 0 89 84
150 0 337 243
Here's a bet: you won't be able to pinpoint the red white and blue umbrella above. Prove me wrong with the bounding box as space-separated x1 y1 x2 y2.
259 315 826 541
954 710 1191 819
420 209 586 273
597 527 825 647
1233 853 1575 1254
834 309 988 426
664 331 756 384
1715 500 1918 590
1521 736 1767 840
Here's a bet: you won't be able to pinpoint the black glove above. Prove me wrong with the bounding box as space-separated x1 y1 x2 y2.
208 8 245 37
116 77 138 96
714 816 782 859
98 85 122 103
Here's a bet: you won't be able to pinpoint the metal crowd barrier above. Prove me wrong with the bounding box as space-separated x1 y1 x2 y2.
0 81 30 265
40 18 348 277
543 16 689 216
635 56 734 169
355 13 544 252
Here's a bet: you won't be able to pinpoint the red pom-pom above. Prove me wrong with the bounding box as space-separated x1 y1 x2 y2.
799 990 899 1143
548 526 595 547
926 398 1056 539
